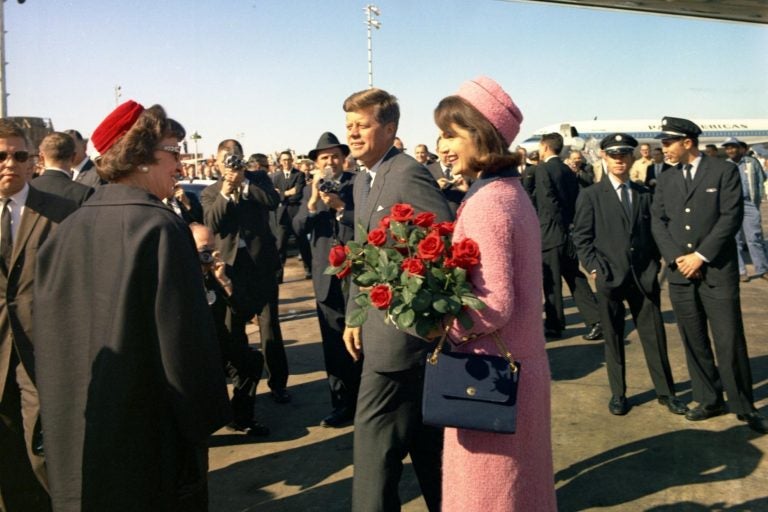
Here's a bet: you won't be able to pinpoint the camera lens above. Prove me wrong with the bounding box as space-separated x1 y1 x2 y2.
199 250 214 264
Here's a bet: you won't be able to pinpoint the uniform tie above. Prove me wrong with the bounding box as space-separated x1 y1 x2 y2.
683 164 693 193
619 183 631 219
1 197 13 270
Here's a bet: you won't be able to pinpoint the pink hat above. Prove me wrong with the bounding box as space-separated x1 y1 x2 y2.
91 100 145 154
456 76 523 146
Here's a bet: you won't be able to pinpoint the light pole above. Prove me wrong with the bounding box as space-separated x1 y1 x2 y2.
114 85 122 106
0 0 28 118
190 131 202 178
364 4 381 89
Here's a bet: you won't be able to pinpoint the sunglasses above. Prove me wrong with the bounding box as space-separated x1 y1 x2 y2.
157 145 181 161
0 150 30 163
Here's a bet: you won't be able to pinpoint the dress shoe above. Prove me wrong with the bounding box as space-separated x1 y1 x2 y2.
583 323 604 341
304 270 312 280
739 273 749 282
544 329 562 340
227 420 270 437
685 403 725 421
737 411 768 434
609 396 629 416
270 388 291 404
759 273 768 283
657 395 689 415
320 407 355 428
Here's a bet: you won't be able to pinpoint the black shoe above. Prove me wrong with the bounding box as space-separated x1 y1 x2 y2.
227 420 270 437
658 396 689 415
609 396 629 415
685 403 726 421
737 411 768 434
304 270 312 280
271 388 291 404
583 323 603 341
320 407 355 428
545 329 562 340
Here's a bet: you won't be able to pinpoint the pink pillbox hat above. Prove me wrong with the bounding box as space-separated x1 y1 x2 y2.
456 76 523 146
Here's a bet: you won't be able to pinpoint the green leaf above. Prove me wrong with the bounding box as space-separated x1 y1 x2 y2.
433 296 450 314
407 276 422 293
354 293 371 308
382 262 400 281
356 271 380 286
390 221 407 241
408 229 425 246
402 286 415 304
411 289 432 312
323 266 341 275
453 267 467 285
397 308 416 329
356 223 369 242
461 296 486 310
364 245 380 266
446 297 462 315
415 317 434 338
346 307 368 327
457 309 474 329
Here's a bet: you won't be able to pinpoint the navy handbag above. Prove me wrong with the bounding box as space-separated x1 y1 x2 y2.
422 331 520 434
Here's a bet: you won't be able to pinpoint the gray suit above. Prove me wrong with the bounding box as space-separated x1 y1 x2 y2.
349 147 452 512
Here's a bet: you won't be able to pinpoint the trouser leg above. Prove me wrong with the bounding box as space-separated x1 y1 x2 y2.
597 291 626 397
317 297 361 410
541 247 564 331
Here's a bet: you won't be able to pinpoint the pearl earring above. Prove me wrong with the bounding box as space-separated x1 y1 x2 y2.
139 166 149 173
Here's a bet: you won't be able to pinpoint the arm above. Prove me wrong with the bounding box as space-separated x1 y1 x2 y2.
246 170 281 210
650 176 685 266
201 184 238 236
572 191 605 276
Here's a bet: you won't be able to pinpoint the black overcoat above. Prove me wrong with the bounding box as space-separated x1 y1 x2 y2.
33 184 231 512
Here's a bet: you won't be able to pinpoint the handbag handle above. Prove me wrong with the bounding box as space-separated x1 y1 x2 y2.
428 325 518 374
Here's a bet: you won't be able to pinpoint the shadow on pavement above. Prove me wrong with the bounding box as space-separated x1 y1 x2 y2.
645 497 768 511
547 341 605 381
555 425 764 511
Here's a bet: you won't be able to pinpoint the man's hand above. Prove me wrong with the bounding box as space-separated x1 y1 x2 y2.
173 186 191 208
675 253 704 279
453 176 469 192
436 177 453 190
320 191 344 210
284 186 297 197
343 326 362 361
221 168 244 196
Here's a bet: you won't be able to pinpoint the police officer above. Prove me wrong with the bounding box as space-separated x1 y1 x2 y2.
573 133 686 416
651 117 767 434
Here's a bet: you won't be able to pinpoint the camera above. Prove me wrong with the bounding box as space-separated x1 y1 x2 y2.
199 249 214 265
317 166 339 194
223 153 248 171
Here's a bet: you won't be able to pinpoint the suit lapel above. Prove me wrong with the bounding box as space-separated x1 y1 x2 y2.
363 148 398 229
10 192 44 269
629 183 641 233
686 158 706 199
601 178 630 233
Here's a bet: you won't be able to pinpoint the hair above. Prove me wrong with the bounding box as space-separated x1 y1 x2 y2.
540 133 564 155
434 95 517 174
217 139 243 155
415 144 428 152
96 104 175 182
64 129 85 143
705 144 717 150
40 132 76 163
343 88 400 130
0 119 29 147
639 143 650 150
168 119 186 140
279 150 293 160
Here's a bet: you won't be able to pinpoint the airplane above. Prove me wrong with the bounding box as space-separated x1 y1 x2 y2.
517 119 768 156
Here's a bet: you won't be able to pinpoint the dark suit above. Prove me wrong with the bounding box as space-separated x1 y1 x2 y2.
522 163 537 203
573 178 676 398
349 148 451 512
0 186 77 512
32 169 93 206
73 158 104 188
273 168 311 270
645 162 671 191
201 172 289 393
534 157 600 333
651 155 755 414
293 172 361 412
426 162 465 214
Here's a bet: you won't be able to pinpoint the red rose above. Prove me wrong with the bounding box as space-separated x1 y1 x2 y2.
369 284 393 309
417 231 445 262
390 203 414 222
401 257 426 276
413 212 436 228
434 221 455 236
367 228 387 247
451 238 481 269
336 262 351 279
328 244 349 267
378 215 391 229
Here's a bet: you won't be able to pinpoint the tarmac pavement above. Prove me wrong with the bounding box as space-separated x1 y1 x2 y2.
208 212 768 511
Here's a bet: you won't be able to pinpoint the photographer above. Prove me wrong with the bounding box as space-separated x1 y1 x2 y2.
190 223 269 436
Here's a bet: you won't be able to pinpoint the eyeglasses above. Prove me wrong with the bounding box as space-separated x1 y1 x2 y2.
0 151 30 163
157 145 181 161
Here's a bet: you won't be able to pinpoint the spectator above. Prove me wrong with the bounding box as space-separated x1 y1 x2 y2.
33 132 94 206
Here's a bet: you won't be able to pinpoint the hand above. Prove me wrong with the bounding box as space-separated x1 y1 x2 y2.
436 177 452 190
284 186 297 197
221 169 243 196
590 270 597 280
320 191 344 210
453 176 469 192
211 251 228 283
343 326 362 361
675 253 704 279
173 187 191 208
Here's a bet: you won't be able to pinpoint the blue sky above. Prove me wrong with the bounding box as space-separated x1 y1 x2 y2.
5 0 767 157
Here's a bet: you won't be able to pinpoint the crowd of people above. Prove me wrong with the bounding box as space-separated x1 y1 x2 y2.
0 75 766 512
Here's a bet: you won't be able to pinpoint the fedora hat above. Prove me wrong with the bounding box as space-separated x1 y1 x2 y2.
308 132 350 161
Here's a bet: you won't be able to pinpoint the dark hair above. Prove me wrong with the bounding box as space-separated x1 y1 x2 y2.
0 119 29 147
540 133 563 155
168 119 186 140
343 88 400 130
279 150 293 160
217 139 243 155
40 132 76 162
434 95 517 174
96 104 175 182
64 129 85 142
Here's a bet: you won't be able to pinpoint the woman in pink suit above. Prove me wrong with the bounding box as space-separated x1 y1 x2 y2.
434 76 557 511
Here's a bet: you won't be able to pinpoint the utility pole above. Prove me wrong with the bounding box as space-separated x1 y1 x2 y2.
0 1 28 118
364 5 381 89
190 131 201 178
114 85 122 106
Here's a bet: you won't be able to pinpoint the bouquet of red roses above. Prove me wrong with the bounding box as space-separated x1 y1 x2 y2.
325 203 485 338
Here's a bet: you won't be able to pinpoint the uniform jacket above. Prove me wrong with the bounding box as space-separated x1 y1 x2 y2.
349 148 452 371
533 157 580 251
0 186 77 398
573 177 660 295
201 171 282 272
32 168 94 206
33 184 231 511
272 168 306 223
292 171 356 303
651 155 743 286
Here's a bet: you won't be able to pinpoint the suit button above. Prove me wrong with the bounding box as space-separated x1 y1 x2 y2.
685 225 691 230
687 243 693 248
685 208 691 213
630 247 635 252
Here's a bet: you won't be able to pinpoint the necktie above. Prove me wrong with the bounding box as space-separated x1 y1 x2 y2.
444 167 452 179
359 171 372 215
683 164 693 192
1 198 13 269
619 183 631 219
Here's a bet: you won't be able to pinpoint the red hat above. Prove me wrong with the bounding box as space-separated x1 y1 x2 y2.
91 100 145 154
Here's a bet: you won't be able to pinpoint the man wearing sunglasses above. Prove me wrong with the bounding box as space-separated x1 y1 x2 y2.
31 132 94 206
0 121 78 510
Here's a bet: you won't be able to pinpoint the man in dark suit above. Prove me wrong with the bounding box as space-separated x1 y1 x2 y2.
644 147 671 192
342 88 451 511
426 136 469 215
32 132 93 206
272 150 311 279
0 120 78 511
64 129 104 188
651 116 767 434
293 132 361 428
201 139 291 405
534 132 602 340
573 133 687 417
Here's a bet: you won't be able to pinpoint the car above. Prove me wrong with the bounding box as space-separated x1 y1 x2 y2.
177 178 217 200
